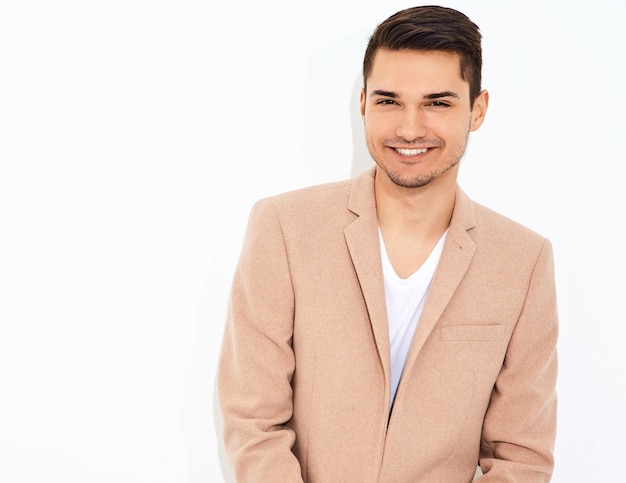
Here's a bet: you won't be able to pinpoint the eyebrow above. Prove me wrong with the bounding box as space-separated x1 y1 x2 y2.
370 90 398 98
370 89 460 100
425 91 460 100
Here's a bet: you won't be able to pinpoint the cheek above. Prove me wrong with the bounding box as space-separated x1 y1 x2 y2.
363 115 381 138
364 112 394 136
436 117 472 141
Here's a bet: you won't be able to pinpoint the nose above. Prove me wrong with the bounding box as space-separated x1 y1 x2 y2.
395 107 427 142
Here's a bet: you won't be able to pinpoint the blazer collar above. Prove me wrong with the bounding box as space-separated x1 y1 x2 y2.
347 167 377 217
347 167 477 230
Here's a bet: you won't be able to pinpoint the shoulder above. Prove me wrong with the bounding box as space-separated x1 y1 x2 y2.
240 178 358 257
474 201 544 241
467 199 552 271
454 187 548 249
249 178 354 225
265 178 352 209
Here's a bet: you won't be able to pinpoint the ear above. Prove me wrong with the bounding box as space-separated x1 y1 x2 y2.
360 87 366 119
469 89 489 132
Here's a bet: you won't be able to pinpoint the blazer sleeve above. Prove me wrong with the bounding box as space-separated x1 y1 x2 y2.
477 239 559 481
217 199 304 482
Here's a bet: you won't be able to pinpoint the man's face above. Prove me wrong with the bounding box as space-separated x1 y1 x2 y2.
360 49 488 189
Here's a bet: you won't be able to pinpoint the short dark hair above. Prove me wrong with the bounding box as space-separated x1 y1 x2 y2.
363 6 483 105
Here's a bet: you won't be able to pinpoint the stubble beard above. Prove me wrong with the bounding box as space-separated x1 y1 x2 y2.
367 137 468 189
383 157 461 188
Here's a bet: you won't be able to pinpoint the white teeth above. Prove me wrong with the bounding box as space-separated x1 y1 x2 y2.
395 148 428 156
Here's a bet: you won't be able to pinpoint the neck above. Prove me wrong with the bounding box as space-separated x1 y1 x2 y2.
374 166 457 238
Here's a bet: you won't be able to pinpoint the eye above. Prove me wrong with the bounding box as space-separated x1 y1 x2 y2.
428 100 451 108
376 99 397 105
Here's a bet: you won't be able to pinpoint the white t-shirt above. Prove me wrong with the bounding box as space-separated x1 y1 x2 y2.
379 229 447 410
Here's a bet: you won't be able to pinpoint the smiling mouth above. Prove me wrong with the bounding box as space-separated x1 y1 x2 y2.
394 147 429 156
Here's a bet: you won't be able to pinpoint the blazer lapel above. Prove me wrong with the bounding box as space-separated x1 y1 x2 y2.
342 175 478 407
344 169 391 398
403 187 478 369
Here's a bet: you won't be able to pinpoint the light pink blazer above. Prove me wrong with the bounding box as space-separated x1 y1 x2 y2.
218 168 558 482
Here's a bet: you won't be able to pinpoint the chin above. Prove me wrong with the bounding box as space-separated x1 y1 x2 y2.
392 177 434 189
385 168 436 189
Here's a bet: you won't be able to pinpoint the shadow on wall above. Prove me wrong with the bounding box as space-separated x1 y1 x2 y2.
214 377 236 482
350 74 374 178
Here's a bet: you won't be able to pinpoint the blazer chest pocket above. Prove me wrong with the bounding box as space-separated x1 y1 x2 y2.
439 324 506 341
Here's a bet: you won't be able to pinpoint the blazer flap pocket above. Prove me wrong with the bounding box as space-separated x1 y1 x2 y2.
439 324 506 341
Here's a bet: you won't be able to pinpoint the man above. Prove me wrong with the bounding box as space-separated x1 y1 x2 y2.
218 5 558 482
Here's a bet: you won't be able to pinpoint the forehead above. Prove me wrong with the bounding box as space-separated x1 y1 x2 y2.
368 49 467 93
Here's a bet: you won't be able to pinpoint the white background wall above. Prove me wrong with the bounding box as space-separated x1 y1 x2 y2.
1 0 624 481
